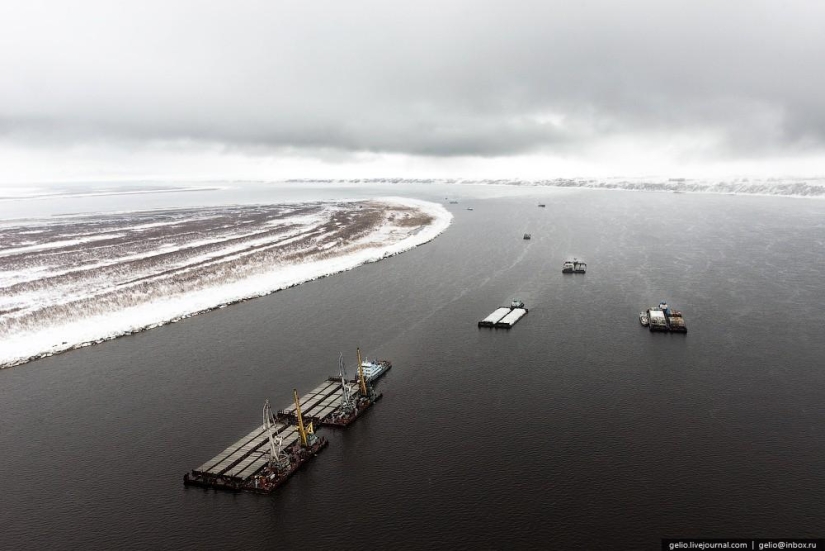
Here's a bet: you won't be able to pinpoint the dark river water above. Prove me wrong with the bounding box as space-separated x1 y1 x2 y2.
2 186 825 550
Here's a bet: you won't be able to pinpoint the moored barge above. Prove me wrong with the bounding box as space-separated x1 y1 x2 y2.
184 394 328 494
184 348 388 494
279 349 383 427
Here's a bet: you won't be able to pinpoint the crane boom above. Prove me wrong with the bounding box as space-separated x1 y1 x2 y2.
293 388 308 447
263 399 287 469
263 400 277 459
357 347 367 396
339 352 354 413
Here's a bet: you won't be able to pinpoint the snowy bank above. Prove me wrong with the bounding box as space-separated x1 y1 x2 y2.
0 197 452 369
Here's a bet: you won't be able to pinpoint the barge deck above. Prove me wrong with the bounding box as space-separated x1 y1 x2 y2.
478 307 512 327
184 348 388 495
479 304 529 328
495 308 528 328
184 435 327 494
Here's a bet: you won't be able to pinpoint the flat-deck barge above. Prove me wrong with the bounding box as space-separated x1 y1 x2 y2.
184 348 387 494
478 307 512 327
281 352 388 427
278 379 380 428
479 300 529 328
496 308 528 327
183 432 328 494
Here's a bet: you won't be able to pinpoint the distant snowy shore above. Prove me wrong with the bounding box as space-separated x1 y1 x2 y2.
287 177 825 199
0 197 451 369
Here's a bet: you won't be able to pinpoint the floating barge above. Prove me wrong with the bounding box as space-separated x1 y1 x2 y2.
479 307 512 327
646 302 687 333
184 349 386 494
184 397 329 494
496 308 528 328
280 379 379 428
282 352 388 428
479 300 529 328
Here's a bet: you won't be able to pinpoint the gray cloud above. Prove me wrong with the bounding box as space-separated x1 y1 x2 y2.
1 0 824 162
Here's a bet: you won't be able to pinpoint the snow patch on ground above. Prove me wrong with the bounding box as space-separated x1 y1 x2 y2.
0 197 451 369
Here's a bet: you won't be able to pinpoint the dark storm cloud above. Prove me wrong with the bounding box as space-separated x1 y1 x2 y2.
1 0 823 160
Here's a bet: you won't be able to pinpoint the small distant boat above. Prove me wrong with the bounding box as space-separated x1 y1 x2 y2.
523 233 531 240
639 312 649 327
466 207 473 211
449 200 459 204
538 203 546 207
563 258 586 274
511 299 525 309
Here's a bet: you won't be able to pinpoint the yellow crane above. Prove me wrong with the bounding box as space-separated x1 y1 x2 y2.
293 388 314 447
357 347 368 396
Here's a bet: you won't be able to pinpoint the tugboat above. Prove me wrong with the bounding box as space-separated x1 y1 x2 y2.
359 356 392 382
562 260 574 273
538 203 546 207
510 299 525 309
639 312 649 327
523 233 532 240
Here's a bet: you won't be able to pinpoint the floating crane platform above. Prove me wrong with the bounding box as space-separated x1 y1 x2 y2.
281 354 388 428
184 349 387 494
183 422 327 494
278 380 379 428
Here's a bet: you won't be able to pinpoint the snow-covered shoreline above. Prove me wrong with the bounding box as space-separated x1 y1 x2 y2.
287 177 825 199
0 197 452 369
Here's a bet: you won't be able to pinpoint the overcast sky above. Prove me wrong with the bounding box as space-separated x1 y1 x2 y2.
1 0 824 183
